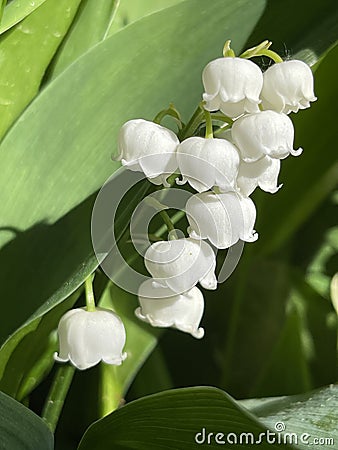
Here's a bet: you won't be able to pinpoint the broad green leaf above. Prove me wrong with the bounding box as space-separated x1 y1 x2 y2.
0 0 81 139
256 43 338 255
48 0 119 79
0 0 47 34
0 0 265 343
107 0 184 36
0 390 54 450
98 282 160 414
78 387 290 450
246 0 338 65
0 0 6 24
242 385 338 450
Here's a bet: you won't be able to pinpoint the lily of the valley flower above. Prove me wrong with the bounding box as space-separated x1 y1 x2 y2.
136 280 205 338
261 60 317 114
176 136 240 192
231 110 302 162
202 57 263 118
237 156 281 196
144 237 217 293
116 119 179 185
186 191 258 249
54 308 127 370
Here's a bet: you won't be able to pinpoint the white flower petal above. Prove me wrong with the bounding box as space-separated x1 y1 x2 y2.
231 111 301 161
144 238 216 293
176 136 240 193
137 280 205 339
116 119 179 184
237 156 281 196
186 191 258 249
54 308 126 370
261 60 317 114
202 57 263 118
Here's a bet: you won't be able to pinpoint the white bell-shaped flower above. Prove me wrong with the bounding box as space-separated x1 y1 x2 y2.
231 110 302 162
144 237 217 293
136 280 205 339
54 307 127 370
186 191 258 249
202 57 263 118
176 136 240 192
261 60 317 114
116 119 179 185
237 156 281 196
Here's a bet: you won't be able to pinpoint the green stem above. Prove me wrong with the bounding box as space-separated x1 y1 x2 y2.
178 103 205 140
99 364 122 417
41 365 75 432
153 104 183 129
159 210 177 239
204 109 213 138
85 275 96 312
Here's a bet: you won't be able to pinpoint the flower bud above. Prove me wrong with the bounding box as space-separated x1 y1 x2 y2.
186 191 258 249
202 57 263 118
231 111 302 162
261 60 317 114
116 119 179 185
54 308 127 370
176 136 240 192
144 237 217 293
136 280 205 339
237 156 281 196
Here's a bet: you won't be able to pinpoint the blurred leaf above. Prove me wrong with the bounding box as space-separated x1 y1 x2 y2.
241 385 338 450
246 0 338 66
0 0 265 343
0 0 81 139
0 0 6 24
78 387 290 450
107 0 184 36
47 0 119 79
256 44 338 256
0 390 54 450
0 0 47 34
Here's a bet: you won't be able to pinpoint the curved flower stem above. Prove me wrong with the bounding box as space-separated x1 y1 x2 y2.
153 103 184 130
41 364 75 432
178 103 205 140
85 275 96 312
204 109 213 139
159 210 177 239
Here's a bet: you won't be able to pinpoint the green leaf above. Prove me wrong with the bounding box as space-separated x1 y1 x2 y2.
246 0 338 65
241 385 338 450
256 43 338 255
47 0 119 79
78 387 290 450
0 390 54 450
0 0 48 34
107 0 184 36
0 0 81 139
0 0 265 343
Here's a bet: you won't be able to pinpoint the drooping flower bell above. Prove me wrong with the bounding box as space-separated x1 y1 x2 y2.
116 119 179 185
136 280 205 339
261 60 317 114
236 156 281 196
54 308 127 370
186 191 258 249
202 57 263 118
144 237 217 293
231 110 302 162
176 136 240 192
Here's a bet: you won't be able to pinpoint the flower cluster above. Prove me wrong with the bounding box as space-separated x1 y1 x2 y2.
117 41 316 339
54 40 316 370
